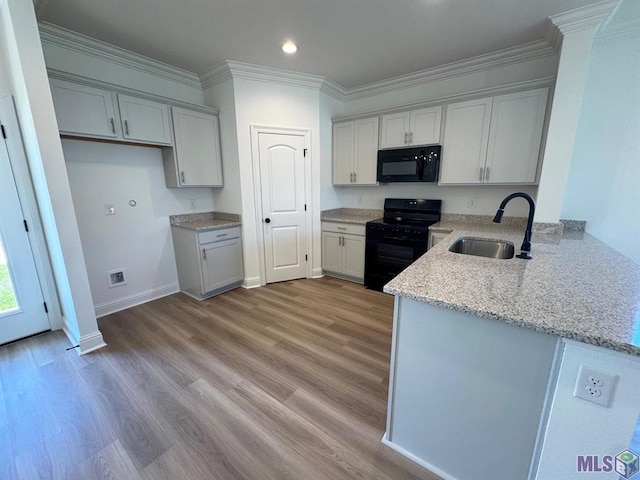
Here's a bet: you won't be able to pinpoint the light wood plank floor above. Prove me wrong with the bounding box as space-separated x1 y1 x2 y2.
0 277 441 479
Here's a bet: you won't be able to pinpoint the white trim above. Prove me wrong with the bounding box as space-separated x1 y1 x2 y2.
381 433 460 480
250 125 312 286
38 22 202 90
548 0 618 35
77 330 107 355
345 40 557 101
242 276 262 289
94 282 179 318
201 60 346 101
311 268 323 279
333 76 556 122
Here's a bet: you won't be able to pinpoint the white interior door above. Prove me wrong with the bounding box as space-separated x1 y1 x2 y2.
258 132 307 283
0 139 49 345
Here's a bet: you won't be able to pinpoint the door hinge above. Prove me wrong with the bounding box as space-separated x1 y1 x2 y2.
1 124 6 139
305 254 308 261
43 302 48 313
303 148 308 157
23 219 29 232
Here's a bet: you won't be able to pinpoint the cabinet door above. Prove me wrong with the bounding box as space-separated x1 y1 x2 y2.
440 98 493 184
118 94 172 145
172 107 223 186
342 234 365 280
322 232 343 273
409 106 442 145
353 117 379 185
380 112 410 149
201 237 243 294
332 122 354 185
49 79 119 139
485 88 548 184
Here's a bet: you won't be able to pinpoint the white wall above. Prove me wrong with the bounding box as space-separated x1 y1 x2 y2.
232 78 322 285
63 139 215 316
0 0 103 353
204 78 242 214
561 29 640 264
536 341 640 479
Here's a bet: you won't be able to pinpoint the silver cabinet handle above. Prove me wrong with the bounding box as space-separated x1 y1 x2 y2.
216 233 228 238
408 131 413 144
180 171 185 183
124 120 130 136
110 118 116 134
202 248 206 260
485 167 490 181
404 132 408 145
350 172 355 183
479 167 484 182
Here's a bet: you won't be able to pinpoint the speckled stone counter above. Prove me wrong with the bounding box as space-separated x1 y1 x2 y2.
321 208 383 225
384 224 640 356
170 211 241 232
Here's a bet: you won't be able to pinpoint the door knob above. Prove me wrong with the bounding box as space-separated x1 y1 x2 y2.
264 218 271 223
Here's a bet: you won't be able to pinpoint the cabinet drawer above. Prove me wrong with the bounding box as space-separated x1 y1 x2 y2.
321 222 365 236
198 227 241 245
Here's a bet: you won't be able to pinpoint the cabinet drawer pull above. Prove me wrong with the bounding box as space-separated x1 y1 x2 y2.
202 248 206 260
337 227 346 230
110 118 116 134
216 233 228 237
479 167 484 182
124 120 130 136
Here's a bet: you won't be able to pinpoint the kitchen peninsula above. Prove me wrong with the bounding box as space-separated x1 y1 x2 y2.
383 221 640 480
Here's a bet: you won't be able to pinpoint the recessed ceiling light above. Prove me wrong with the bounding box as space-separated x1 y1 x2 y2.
282 41 298 54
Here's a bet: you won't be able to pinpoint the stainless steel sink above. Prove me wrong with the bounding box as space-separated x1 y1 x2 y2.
448 237 515 259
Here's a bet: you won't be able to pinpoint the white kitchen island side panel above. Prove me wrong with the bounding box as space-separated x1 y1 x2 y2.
387 297 559 480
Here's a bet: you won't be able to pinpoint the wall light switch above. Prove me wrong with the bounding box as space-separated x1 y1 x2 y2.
105 203 116 215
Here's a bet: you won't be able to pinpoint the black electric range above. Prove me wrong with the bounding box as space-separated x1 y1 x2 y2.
364 198 442 291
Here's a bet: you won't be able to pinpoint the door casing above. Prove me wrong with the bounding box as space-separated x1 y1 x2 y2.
250 125 312 286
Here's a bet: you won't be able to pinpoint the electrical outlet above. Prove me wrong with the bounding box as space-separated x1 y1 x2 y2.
468 198 477 209
189 199 197 210
574 365 618 407
106 269 127 288
104 203 116 215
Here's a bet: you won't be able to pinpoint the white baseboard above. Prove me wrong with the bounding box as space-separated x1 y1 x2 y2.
61 319 107 355
242 276 262 289
94 282 179 318
381 433 459 480
311 267 323 279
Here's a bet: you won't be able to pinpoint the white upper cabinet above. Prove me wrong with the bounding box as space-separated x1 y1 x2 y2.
49 79 120 139
332 117 379 185
440 97 493 184
168 107 223 187
380 106 442 149
117 94 172 145
485 88 549 184
440 88 548 185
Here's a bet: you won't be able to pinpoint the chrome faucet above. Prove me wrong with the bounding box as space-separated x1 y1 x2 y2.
493 192 535 260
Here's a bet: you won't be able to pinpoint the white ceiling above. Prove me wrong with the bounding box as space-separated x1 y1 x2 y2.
37 0 608 89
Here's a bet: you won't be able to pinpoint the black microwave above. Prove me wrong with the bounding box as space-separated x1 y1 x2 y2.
377 145 441 183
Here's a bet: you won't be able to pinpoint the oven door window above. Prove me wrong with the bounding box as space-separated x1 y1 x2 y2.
376 242 415 268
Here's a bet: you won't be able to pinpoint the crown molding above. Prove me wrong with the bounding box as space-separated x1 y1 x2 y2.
343 40 557 102
38 22 202 90
548 0 619 35
333 76 555 123
200 60 346 101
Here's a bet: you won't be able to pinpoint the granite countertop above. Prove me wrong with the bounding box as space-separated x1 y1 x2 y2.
321 208 383 225
170 212 241 232
384 223 640 356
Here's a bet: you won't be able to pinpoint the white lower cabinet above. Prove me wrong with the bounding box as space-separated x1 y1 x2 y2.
172 226 243 300
321 222 365 283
